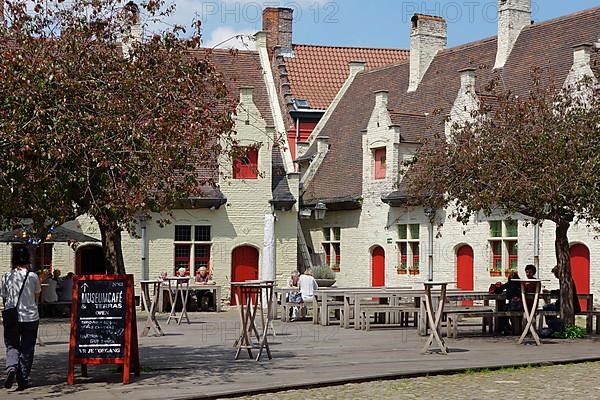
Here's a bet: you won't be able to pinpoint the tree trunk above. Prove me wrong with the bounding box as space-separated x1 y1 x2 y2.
97 215 126 275
555 219 575 326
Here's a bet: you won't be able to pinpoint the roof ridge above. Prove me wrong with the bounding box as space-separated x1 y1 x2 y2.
292 43 409 52
435 6 600 58
198 47 258 55
525 6 600 30
361 59 410 75
389 111 427 117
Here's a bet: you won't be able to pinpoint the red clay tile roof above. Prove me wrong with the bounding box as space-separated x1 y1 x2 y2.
303 7 600 205
283 44 409 110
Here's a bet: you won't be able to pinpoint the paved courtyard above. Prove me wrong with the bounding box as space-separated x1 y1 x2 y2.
1 309 600 399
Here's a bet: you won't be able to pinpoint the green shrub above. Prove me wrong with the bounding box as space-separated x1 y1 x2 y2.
551 324 586 339
311 265 336 280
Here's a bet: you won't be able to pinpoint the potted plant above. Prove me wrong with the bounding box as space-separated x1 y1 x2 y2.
397 265 408 275
504 268 518 278
408 267 420 275
490 267 502 277
311 265 336 287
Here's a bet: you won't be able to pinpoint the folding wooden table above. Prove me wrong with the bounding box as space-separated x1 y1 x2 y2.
422 281 453 355
140 280 164 337
231 280 274 361
164 277 191 325
512 279 545 345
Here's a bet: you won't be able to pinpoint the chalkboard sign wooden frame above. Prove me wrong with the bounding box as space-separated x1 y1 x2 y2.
67 274 140 384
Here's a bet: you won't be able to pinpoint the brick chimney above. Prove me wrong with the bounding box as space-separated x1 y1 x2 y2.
494 0 531 69
408 14 447 93
121 1 142 57
262 7 293 57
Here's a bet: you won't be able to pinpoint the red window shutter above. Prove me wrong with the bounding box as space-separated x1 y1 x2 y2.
374 148 386 179
410 243 420 269
233 147 258 179
507 241 518 270
491 241 502 270
194 245 211 274
323 244 331 267
399 242 407 269
174 244 191 275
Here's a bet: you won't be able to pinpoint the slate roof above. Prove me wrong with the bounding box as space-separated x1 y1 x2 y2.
303 7 600 205
283 44 409 110
271 147 296 210
0 226 100 243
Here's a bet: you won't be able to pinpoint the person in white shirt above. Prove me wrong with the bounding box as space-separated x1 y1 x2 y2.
41 275 58 303
1 247 42 391
292 269 319 320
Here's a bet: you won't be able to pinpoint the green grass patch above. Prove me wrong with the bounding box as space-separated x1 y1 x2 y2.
552 325 586 339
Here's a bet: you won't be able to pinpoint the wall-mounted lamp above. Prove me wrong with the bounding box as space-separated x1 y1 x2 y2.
424 207 435 221
299 208 312 219
314 201 327 220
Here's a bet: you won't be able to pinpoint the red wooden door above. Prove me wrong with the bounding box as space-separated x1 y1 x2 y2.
231 246 259 305
456 245 474 306
371 247 385 287
570 244 590 311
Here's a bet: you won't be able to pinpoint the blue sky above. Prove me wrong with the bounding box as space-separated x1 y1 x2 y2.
161 1 600 49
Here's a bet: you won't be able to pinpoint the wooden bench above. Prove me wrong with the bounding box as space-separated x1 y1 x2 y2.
282 299 343 323
536 309 600 333
360 304 420 331
445 307 495 338
313 300 345 325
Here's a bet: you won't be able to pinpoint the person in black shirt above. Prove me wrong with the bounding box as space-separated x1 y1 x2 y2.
542 265 580 335
498 271 522 335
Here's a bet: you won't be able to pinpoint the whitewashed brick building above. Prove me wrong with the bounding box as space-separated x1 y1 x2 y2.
297 2 600 305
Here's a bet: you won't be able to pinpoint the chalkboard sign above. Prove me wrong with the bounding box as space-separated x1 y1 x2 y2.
68 274 140 385
75 278 127 358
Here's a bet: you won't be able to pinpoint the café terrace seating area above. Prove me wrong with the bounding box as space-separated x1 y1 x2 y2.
275 286 600 339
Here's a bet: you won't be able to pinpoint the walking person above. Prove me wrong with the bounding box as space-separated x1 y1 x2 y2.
1 247 42 391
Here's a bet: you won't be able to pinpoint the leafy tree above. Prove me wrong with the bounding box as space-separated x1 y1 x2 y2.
407 71 600 324
0 0 236 273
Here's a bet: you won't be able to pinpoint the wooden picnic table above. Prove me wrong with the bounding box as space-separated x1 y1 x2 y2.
313 287 412 327
189 283 222 313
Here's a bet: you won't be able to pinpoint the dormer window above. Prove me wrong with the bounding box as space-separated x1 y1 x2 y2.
233 147 258 179
374 147 386 180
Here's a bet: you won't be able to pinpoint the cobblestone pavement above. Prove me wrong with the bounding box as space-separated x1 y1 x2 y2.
231 362 600 400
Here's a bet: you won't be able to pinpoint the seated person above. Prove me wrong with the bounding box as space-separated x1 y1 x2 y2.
194 267 215 311
498 271 522 335
53 269 63 299
292 269 319 320
42 273 59 303
286 271 301 318
59 272 74 302
286 271 301 301
542 265 580 335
